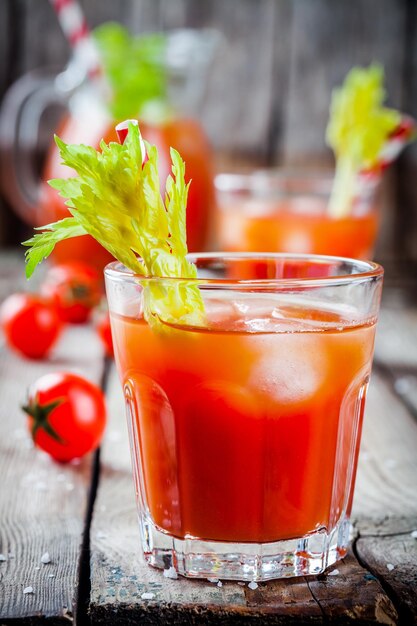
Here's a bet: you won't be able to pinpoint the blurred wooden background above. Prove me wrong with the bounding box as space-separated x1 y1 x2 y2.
0 0 416 280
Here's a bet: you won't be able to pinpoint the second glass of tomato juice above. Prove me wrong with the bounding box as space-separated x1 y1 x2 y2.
214 65 414 262
105 253 383 581
215 170 380 260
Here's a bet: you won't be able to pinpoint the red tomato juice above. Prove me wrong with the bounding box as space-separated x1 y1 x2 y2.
110 299 376 543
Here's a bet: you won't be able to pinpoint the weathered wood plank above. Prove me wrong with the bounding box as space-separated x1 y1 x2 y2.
0 0 10 103
374 303 417 370
306 552 398 626
396 0 417 266
265 0 294 164
388 368 417 420
356 532 417 626
0 250 30 302
356 517 417 538
280 0 407 164
20 0 68 73
82 0 133 30
186 0 279 158
370 291 417 416
0 264 105 622
352 374 417 520
0 1 23 247
89 343 414 623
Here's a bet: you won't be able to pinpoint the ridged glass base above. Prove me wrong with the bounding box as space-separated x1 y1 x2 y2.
140 514 351 581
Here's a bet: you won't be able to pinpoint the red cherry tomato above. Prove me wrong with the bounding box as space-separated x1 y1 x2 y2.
0 294 62 359
23 372 107 462
41 262 102 324
95 312 114 358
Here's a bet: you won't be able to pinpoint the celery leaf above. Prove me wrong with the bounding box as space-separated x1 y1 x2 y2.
326 64 400 217
23 218 87 279
22 123 205 330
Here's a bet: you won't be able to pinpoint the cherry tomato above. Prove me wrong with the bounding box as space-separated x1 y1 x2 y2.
95 312 114 358
23 372 107 462
41 262 102 324
0 294 62 359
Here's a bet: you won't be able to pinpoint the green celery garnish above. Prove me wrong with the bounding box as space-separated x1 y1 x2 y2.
326 64 400 217
93 23 168 121
22 123 205 330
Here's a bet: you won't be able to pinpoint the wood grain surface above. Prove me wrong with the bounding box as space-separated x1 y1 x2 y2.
0 318 105 622
353 374 417 519
356 530 417 626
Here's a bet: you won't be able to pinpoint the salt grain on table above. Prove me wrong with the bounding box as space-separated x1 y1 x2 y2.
48 574 55 578
217 581 223 587
41 552 51 564
411 530 417 539
386 563 395 571
96 531 107 539
23 586 34 594
0 553 6 561
248 581 258 590
207 577 219 583
34 566 40 571
141 592 156 600
163 566 178 579
328 569 340 576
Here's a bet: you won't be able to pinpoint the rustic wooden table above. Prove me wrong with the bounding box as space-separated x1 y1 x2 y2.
0 252 416 625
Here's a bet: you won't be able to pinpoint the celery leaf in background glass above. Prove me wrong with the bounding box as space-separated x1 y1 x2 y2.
93 23 168 120
326 64 400 217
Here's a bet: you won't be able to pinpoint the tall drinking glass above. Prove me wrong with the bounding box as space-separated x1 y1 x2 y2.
105 253 383 581
215 171 380 259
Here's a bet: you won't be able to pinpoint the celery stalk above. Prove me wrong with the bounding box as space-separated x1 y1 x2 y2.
326 64 400 218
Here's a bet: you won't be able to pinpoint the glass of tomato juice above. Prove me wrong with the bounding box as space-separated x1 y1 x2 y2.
105 253 383 581
215 171 380 260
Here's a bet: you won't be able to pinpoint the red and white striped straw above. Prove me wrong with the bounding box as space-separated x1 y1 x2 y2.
115 120 148 165
377 116 415 172
361 115 416 180
49 0 102 81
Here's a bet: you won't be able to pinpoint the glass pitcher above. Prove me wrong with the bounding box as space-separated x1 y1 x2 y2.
0 28 219 270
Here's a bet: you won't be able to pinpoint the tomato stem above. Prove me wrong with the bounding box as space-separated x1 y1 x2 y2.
22 398 65 444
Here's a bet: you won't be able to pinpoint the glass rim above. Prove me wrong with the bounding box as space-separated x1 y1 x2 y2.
104 253 384 288
214 169 334 195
